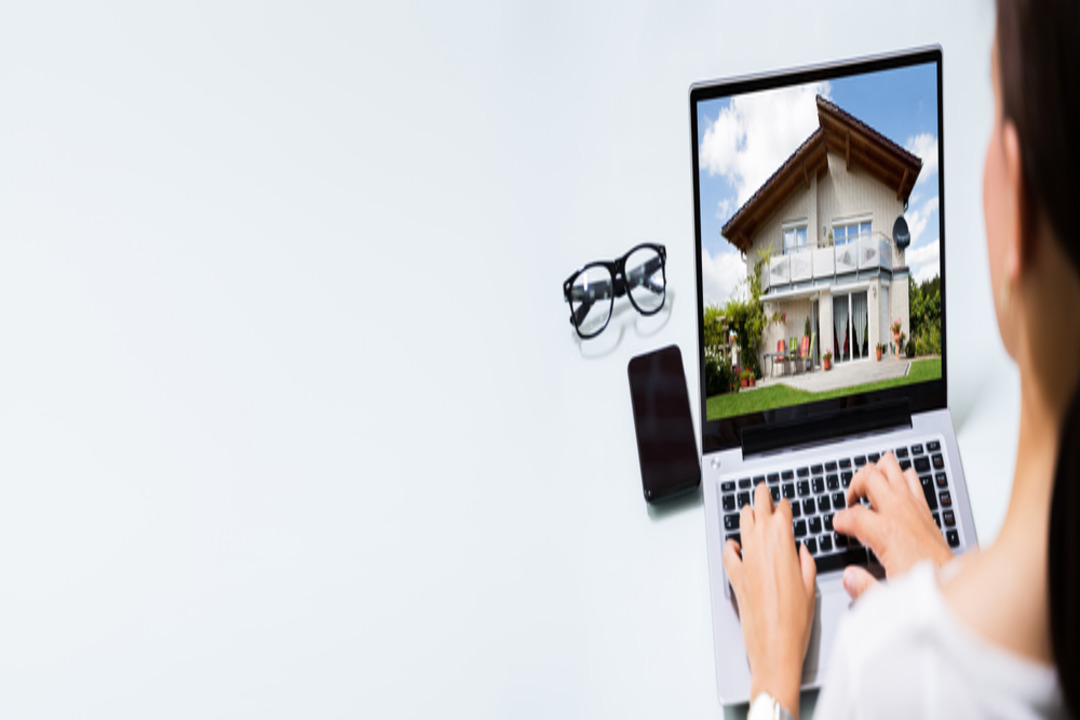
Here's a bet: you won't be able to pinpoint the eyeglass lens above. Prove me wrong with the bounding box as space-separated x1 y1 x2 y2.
569 264 615 337
625 246 665 313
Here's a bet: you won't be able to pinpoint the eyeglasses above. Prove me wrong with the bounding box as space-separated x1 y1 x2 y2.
563 243 667 338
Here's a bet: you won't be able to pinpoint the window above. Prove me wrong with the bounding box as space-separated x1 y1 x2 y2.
782 224 808 255
833 220 871 245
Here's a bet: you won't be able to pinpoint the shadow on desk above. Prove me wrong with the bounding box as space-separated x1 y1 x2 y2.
646 482 703 521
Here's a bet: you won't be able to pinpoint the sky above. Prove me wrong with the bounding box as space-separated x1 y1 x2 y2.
697 62 941 308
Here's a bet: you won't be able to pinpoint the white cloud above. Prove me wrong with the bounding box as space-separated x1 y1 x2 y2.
701 245 747 307
907 238 940 284
700 81 831 208
905 195 939 247
905 133 939 186
716 197 734 222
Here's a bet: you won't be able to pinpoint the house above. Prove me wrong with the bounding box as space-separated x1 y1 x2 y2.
721 96 921 369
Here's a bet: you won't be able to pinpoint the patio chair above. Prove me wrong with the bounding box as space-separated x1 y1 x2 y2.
803 333 816 372
799 336 810 373
772 339 787 377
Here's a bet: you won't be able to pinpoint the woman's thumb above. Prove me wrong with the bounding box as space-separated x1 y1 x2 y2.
842 565 878 601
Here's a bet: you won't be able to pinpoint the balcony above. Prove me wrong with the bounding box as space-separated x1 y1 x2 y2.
763 232 894 293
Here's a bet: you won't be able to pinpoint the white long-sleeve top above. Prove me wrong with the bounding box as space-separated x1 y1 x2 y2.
814 560 1065 719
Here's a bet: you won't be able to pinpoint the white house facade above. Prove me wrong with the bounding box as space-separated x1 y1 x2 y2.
722 96 922 369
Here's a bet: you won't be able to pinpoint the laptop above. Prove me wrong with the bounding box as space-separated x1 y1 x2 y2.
690 46 978 705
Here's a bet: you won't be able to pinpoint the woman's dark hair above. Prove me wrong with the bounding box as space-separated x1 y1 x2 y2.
997 0 1080 713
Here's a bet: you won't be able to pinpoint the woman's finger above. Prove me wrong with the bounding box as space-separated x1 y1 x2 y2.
754 480 773 516
842 565 878 600
877 451 905 487
799 542 817 597
740 501 756 536
723 538 744 588
846 462 889 509
833 503 885 551
903 468 924 502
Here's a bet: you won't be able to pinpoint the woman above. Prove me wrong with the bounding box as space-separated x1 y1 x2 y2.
724 1 1080 717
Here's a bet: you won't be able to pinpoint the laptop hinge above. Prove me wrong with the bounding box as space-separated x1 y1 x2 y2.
741 400 913 457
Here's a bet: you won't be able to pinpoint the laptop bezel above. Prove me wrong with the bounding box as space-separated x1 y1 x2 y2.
690 47 948 454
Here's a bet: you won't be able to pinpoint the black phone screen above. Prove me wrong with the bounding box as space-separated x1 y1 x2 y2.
627 345 701 503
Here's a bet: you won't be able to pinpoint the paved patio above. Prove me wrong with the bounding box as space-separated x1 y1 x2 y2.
757 355 911 393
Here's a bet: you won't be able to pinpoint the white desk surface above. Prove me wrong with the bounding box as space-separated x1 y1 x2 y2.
0 1 1010 717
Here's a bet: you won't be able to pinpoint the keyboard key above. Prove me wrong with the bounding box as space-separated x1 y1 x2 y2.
806 537 818 555
797 480 811 497
814 546 871 573
946 529 960 548
911 443 925 455
808 516 822 534
818 495 831 512
794 519 807 538
811 464 824 475
738 491 752 508
899 459 912 471
782 483 795 499
932 454 945 470
767 472 780 485
723 494 735 512
841 471 853 487
738 478 752 489
753 475 766 486
827 474 840 491
797 467 810 478
933 512 941 528
770 486 780 503
939 491 952 508
721 480 736 493
936 473 948 488
812 477 825 494
834 532 848 548
832 492 846 509
914 456 931 473
825 461 838 472
824 513 834 532
895 447 909 458
927 440 941 452
854 455 867 467
790 502 801 518
943 510 956 527
803 498 816 515
726 532 740 547
724 513 740 531
919 475 938 510
839 458 852 469
868 452 881 463
820 534 833 552
781 469 795 481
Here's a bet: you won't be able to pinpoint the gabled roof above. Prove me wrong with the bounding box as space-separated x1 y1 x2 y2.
721 96 923 252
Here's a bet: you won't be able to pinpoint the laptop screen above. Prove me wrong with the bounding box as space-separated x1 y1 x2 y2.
691 49 947 452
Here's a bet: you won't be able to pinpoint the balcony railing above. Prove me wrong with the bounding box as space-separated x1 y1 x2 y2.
764 232 894 292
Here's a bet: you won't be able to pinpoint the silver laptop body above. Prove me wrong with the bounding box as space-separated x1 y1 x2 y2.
689 47 978 706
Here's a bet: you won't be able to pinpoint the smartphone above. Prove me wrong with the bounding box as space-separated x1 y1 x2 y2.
627 344 701 504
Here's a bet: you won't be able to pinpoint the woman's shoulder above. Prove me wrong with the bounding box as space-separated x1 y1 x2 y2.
815 561 1063 719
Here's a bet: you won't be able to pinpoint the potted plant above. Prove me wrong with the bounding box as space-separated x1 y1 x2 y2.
896 331 906 359
875 342 884 361
823 351 833 371
749 372 756 388
890 319 903 358
740 369 749 389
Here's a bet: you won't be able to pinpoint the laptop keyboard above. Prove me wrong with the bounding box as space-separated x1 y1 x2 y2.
719 438 962 574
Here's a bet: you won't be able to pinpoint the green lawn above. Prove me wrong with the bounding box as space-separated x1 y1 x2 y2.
706 358 942 419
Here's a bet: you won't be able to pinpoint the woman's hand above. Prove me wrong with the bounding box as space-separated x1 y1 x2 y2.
833 451 953 599
723 481 816 717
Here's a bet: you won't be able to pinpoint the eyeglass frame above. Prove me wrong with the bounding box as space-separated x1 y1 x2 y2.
562 242 667 339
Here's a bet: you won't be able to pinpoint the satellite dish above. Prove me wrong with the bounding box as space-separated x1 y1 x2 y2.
893 215 911 250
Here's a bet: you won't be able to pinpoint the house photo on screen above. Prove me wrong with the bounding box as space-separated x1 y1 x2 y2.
698 63 943 421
